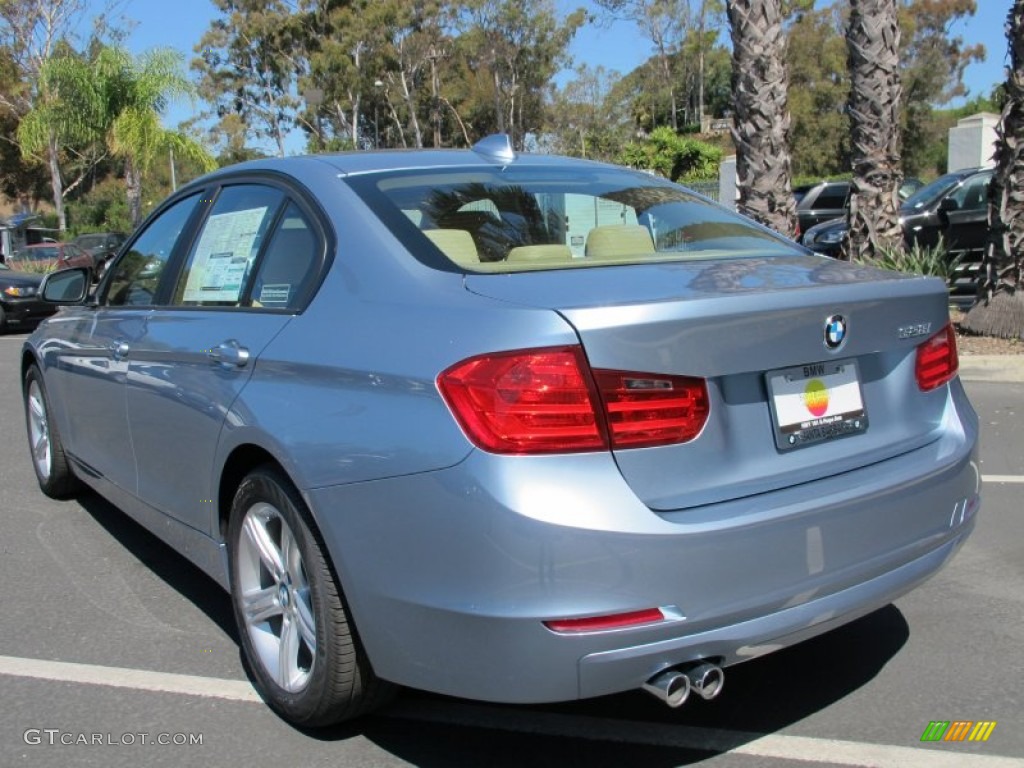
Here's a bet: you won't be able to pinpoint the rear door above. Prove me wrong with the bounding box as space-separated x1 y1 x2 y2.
943 171 992 301
124 182 327 533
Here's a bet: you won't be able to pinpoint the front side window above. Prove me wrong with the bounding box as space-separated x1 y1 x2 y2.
948 174 992 211
347 166 800 273
106 193 201 307
811 187 849 210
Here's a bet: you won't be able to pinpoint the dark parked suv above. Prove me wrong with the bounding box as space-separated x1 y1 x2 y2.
796 178 923 235
801 168 993 307
72 232 128 276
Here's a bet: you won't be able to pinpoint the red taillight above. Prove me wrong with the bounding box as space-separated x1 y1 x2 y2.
437 346 709 454
437 346 606 454
915 323 959 391
593 369 709 448
544 608 666 633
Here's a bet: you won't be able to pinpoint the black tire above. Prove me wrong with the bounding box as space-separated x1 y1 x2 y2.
23 364 81 499
228 465 395 726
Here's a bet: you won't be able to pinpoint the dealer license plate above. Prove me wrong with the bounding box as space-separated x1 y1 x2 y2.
766 359 868 451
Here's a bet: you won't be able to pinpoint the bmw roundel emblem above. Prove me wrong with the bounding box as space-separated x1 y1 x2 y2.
824 315 848 350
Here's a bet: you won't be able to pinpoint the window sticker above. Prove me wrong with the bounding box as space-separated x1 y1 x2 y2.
258 283 291 305
183 207 268 302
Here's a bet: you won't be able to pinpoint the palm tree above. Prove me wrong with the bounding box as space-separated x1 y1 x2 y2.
725 0 797 237
98 47 216 226
844 0 903 261
961 2 1024 340
20 46 215 229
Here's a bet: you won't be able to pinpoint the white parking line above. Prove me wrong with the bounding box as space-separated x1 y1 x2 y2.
1 654 1021 767
982 475 1024 484
0 654 260 703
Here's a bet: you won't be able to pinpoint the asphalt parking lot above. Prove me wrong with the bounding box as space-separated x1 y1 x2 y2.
1 329 1022 768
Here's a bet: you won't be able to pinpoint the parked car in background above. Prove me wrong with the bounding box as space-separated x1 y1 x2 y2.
0 261 57 332
801 168 992 307
9 242 94 274
72 232 128 276
796 178 923 235
23 137 979 727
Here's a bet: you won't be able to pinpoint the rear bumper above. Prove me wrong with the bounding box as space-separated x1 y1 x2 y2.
307 381 980 704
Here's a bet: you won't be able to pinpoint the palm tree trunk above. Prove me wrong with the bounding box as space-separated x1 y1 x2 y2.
47 133 66 232
961 1 1024 340
726 0 798 236
844 0 903 262
126 159 143 229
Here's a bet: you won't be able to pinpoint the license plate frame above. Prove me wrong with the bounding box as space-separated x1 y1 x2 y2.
766 359 868 451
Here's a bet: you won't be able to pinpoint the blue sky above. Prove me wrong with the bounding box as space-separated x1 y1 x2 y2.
96 0 1009 153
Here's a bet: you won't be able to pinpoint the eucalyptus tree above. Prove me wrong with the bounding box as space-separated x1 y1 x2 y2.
595 0 689 130
725 0 797 236
844 0 903 262
194 0 301 157
456 0 584 150
962 2 1024 340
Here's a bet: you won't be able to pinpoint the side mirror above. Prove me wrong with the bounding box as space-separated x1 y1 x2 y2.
41 267 90 303
939 197 959 213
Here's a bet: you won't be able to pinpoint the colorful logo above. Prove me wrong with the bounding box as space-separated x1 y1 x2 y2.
921 720 997 743
803 379 829 417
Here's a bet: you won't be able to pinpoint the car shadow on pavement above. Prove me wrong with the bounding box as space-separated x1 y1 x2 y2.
76 490 238 644
314 606 910 766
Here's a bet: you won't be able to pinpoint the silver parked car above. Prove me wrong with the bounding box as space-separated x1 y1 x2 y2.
23 136 980 726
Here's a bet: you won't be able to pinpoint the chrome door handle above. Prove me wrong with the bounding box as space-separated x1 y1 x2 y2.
207 340 250 368
110 341 130 360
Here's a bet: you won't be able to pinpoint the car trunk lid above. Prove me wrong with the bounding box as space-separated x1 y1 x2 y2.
464 255 954 510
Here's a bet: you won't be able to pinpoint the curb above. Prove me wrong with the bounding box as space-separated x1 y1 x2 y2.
958 355 1024 383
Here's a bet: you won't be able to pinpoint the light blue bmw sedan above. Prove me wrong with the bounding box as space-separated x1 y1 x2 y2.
22 136 980 726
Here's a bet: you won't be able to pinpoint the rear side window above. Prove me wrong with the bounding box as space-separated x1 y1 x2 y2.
347 166 800 273
247 203 321 310
948 174 991 211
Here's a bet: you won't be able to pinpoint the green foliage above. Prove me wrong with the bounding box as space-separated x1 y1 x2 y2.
619 127 722 181
857 236 953 279
786 6 850 178
65 177 132 234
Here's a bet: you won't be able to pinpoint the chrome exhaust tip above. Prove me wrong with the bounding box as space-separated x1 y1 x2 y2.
642 669 691 708
683 662 724 701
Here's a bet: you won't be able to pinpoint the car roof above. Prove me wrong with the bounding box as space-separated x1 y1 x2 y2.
184 143 621 189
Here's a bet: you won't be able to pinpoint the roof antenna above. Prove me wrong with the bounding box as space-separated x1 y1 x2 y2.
472 134 515 164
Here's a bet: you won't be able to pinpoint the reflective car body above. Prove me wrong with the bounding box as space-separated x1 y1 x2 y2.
22 140 980 723
0 262 56 332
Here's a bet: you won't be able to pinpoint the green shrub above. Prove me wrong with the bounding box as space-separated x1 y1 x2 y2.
619 127 723 182
857 237 953 279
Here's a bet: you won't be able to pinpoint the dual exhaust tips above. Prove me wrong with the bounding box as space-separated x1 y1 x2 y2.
642 662 724 708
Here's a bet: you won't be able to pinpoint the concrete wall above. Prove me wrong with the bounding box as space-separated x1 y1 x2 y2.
948 113 999 171
719 155 737 211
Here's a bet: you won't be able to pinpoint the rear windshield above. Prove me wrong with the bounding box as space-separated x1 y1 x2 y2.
346 166 801 273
